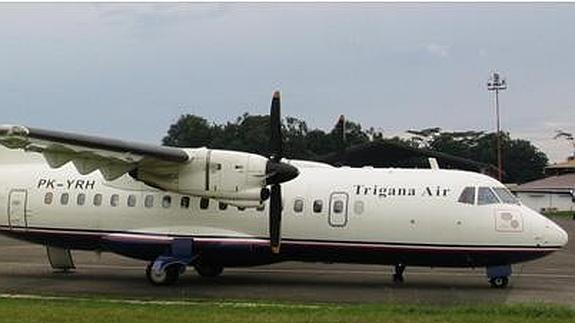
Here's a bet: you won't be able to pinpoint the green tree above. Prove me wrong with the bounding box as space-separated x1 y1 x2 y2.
213 114 271 156
407 129 548 183
162 113 549 183
162 115 219 148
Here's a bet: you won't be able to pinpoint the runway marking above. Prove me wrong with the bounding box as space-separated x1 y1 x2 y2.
0 293 325 309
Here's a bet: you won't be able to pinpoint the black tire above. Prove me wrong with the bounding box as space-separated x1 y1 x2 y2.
489 276 509 289
194 263 224 278
146 263 181 286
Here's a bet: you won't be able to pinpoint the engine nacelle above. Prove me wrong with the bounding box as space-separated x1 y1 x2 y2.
137 148 269 202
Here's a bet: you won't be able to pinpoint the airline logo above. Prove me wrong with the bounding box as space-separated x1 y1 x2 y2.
495 210 523 232
353 184 451 198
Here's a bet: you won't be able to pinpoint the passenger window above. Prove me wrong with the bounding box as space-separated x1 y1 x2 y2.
44 192 53 205
492 187 520 205
354 200 364 214
218 202 228 211
333 200 344 214
127 194 136 207
478 187 499 205
93 193 102 206
180 197 190 209
458 187 476 205
144 195 154 208
162 196 171 208
313 200 323 213
293 199 304 213
200 198 209 210
60 193 69 205
110 194 119 207
77 193 86 206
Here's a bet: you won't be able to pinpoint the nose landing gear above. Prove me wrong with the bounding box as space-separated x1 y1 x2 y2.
393 263 406 283
486 265 511 289
489 276 509 289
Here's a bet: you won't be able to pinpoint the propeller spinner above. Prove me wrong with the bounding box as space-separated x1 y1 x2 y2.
265 91 299 254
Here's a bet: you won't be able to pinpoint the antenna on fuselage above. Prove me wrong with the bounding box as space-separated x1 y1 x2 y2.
428 158 440 170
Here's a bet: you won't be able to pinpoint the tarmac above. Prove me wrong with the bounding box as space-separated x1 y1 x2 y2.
0 219 573 306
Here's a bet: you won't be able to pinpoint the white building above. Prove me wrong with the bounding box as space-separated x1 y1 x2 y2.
512 173 575 213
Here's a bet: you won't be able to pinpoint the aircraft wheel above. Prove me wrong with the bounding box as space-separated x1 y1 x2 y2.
489 276 509 289
146 263 181 286
194 263 224 278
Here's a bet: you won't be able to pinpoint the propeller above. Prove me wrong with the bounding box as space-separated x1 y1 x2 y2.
265 91 299 254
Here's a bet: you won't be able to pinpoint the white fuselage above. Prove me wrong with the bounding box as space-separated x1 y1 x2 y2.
0 146 568 267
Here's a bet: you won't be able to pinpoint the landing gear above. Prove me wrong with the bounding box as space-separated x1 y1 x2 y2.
194 263 224 278
486 265 511 289
145 239 196 286
393 263 406 283
146 262 184 286
489 276 509 289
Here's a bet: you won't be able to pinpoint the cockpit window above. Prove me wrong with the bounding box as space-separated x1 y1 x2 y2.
492 187 520 205
458 187 476 204
477 187 500 205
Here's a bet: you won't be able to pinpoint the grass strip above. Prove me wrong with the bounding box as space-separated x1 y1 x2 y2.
0 295 573 323
543 210 575 219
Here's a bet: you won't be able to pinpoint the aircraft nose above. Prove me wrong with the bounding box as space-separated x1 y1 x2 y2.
527 207 569 247
551 222 569 247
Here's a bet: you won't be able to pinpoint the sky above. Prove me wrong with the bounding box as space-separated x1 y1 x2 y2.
1 3 574 162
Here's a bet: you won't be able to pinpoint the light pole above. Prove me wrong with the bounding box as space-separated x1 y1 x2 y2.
487 72 507 182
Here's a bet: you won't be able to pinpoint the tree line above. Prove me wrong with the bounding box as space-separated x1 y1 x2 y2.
162 113 548 184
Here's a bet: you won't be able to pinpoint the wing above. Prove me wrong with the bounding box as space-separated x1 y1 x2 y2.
0 124 190 180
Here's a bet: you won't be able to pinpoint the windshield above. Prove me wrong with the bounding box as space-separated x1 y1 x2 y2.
457 187 476 204
478 187 499 205
492 187 520 205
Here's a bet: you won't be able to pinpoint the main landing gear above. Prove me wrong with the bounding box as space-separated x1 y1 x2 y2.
144 239 227 285
146 262 185 286
145 239 196 286
486 265 511 289
393 263 406 283
194 262 224 278
145 262 224 285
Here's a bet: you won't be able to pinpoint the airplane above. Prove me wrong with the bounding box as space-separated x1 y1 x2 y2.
0 91 568 288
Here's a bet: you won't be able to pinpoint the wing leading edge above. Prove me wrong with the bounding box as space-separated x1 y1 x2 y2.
0 124 190 180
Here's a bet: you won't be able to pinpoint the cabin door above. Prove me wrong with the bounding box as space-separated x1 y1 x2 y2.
8 189 27 228
328 192 349 227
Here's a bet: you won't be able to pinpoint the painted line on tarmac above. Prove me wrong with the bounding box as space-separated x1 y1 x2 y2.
0 293 326 309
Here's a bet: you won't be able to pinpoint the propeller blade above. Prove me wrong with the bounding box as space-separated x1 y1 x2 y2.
269 184 282 253
269 90 282 162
